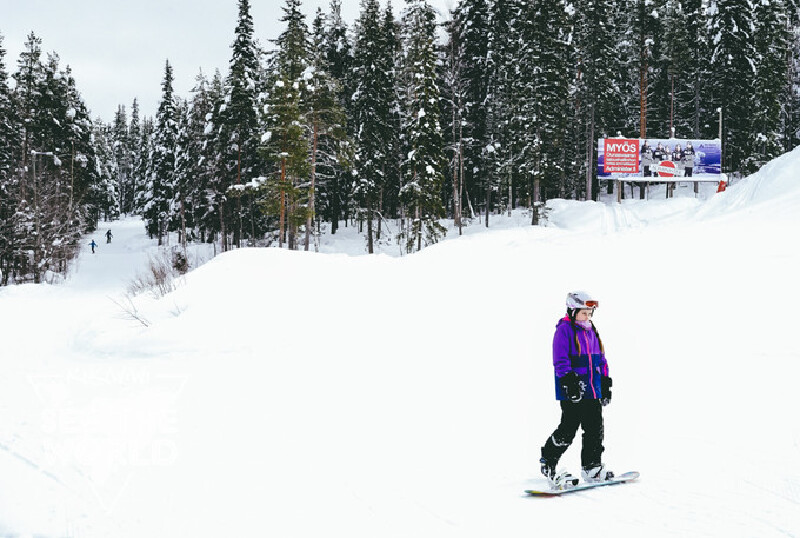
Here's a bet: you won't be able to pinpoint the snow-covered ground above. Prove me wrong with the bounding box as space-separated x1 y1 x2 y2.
1 158 799 537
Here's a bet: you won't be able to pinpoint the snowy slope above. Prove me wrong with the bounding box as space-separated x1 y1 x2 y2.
1 151 799 538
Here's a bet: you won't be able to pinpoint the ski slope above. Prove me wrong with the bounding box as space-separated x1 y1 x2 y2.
1 151 799 538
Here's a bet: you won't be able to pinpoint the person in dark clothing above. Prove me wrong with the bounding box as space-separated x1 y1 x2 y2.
651 144 665 177
684 142 696 177
640 141 653 177
106 229 113 243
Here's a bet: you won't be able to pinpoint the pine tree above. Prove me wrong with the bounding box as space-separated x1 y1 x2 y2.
352 0 390 253
263 0 310 250
144 60 178 244
745 0 790 172
788 8 800 152
113 105 133 213
381 2 403 223
708 0 758 174
321 0 354 233
307 9 350 251
128 98 143 213
572 0 625 200
0 33 18 284
524 0 572 204
92 120 121 221
452 0 491 221
13 32 45 203
219 0 262 249
485 0 528 221
201 70 226 243
399 0 446 252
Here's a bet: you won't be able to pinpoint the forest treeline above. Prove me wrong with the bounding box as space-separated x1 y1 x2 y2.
1 0 799 284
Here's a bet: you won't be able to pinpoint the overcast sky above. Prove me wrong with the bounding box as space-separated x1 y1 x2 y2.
1 0 455 123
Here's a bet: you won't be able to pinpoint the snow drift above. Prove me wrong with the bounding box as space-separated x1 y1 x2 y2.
1 148 799 538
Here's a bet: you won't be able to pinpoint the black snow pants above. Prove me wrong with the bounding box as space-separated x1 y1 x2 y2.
541 399 605 470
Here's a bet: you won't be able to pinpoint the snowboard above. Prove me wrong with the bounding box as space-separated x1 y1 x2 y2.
525 471 640 496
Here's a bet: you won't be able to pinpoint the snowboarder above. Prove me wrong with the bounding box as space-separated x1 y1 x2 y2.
106 229 113 243
540 291 614 488
89 240 98 253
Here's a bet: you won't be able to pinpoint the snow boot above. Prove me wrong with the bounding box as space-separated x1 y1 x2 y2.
540 458 578 489
581 463 614 483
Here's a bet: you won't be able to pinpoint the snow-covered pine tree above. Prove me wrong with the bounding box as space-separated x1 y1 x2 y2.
321 0 354 233
136 116 154 215
628 0 660 139
442 16 464 230
307 9 350 252
144 60 178 245
399 0 446 252
128 99 143 213
0 33 18 284
486 0 528 220
379 1 403 226
452 0 491 222
789 6 800 152
174 70 215 247
13 32 45 203
745 0 791 172
62 65 98 233
650 0 694 140
200 69 226 244
262 0 311 250
707 0 758 174
572 0 625 200
113 105 133 214
219 0 263 249
352 0 390 253
683 0 710 139
172 97 192 248
524 0 572 204
91 120 121 222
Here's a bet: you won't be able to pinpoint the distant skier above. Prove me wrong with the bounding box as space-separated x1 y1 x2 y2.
540 291 614 488
106 229 113 243
89 239 98 253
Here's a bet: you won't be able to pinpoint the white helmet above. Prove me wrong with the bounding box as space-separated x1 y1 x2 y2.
566 291 599 311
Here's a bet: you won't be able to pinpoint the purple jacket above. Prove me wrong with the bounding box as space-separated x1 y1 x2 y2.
552 316 609 401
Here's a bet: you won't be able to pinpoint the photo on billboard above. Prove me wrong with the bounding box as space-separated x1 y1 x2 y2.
597 138 722 180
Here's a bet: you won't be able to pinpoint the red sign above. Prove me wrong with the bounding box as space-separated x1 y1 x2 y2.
658 160 676 178
603 138 640 174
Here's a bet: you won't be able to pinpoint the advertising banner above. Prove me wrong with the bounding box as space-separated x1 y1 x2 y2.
597 138 722 180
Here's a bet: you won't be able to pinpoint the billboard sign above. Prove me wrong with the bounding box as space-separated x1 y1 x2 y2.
598 138 722 180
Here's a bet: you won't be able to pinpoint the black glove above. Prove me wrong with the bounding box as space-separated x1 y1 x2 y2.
600 376 612 406
560 372 584 403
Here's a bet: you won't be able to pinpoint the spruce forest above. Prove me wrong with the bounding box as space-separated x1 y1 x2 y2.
1 0 799 284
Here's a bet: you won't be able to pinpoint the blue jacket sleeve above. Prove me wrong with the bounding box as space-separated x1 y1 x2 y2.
552 323 572 378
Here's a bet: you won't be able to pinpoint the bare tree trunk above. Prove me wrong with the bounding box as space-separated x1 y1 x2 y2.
458 117 465 235
305 120 318 252
586 104 595 201
279 158 286 249
220 199 228 252
180 191 187 253
235 145 242 248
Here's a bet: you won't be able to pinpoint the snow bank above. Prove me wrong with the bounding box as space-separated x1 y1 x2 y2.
2 147 800 538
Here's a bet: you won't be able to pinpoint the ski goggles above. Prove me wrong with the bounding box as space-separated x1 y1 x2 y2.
583 300 599 308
